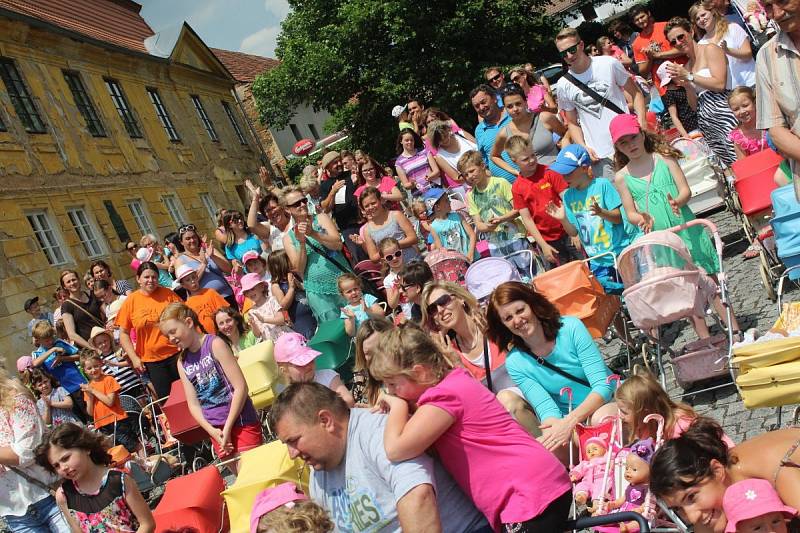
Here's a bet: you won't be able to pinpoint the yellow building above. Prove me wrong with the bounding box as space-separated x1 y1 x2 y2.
0 0 265 366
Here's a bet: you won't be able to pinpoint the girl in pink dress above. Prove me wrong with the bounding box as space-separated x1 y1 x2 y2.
727 87 768 160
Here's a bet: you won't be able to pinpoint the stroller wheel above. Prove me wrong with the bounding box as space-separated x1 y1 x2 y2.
758 251 778 301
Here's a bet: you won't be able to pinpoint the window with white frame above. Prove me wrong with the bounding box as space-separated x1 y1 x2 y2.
67 208 105 258
26 211 69 265
199 192 217 223
127 199 155 236
162 194 186 226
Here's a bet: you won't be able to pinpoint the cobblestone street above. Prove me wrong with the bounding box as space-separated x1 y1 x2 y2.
600 207 800 443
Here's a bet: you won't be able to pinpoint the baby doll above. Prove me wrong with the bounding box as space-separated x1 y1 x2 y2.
745 0 768 32
604 438 656 533
571 436 613 513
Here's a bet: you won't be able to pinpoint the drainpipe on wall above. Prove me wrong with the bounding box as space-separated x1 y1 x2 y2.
231 87 285 187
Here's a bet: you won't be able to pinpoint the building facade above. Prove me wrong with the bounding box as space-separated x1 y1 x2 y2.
0 0 262 367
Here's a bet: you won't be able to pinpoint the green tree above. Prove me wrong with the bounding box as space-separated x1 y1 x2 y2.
251 0 560 162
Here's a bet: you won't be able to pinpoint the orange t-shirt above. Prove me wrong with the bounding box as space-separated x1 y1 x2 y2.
186 288 229 334
632 22 687 95
115 287 182 363
85 374 126 428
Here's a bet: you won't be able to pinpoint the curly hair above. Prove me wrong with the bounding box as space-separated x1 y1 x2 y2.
484 281 562 350
256 500 334 533
0 368 35 412
36 422 111 472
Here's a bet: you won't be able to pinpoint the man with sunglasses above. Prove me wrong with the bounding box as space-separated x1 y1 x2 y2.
630 5 685 94
471 84 517 183
483 67 507 108
318 150 366 264
553 27 646 180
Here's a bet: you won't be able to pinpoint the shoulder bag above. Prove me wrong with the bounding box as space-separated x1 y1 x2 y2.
520 347 591 388
66 295 106 328
303 239 381 298
563 71 626 116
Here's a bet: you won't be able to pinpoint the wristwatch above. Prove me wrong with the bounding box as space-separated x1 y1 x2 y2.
686 72 694 82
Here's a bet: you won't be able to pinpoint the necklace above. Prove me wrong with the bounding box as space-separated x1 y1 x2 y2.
456 323 481 353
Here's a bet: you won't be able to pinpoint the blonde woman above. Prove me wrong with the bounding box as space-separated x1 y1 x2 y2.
690 2 755 88
0 369 70 532
420 280 540 436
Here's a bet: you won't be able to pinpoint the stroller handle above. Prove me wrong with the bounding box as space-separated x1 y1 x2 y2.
777 265 800 311
662 218 723 257
566 511 650 532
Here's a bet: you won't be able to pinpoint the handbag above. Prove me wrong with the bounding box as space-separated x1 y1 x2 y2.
563 71 626 115
9 465 58 496
304 239 381 297
520 347 591 388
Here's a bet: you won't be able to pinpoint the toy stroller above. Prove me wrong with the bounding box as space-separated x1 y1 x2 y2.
425 248 470 286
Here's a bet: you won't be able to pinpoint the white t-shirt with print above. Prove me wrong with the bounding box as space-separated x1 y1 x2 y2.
556 55 630 159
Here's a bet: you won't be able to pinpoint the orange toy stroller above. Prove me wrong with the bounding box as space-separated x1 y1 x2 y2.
153 464 228 533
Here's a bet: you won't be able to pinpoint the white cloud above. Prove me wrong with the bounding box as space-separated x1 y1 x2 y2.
265 0 290 20
238 0 290 58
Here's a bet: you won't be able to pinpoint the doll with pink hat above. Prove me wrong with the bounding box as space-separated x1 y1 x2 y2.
722 478 797 533
571 434 614 512
249 481 332 533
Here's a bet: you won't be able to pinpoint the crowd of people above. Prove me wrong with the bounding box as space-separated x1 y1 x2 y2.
2 0 800 531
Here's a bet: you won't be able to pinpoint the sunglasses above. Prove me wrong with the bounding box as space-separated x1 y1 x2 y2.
399 283 416 292
384 250 402 262
287 197 308 208
178 224 196 235
510 75 523 83
126 245 137 251
426 293 454 317
488 73 503 83
229 215 243 223
558 43 580 58
669 33 688 46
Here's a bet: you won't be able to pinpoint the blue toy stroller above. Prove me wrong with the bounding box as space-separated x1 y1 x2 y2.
771 184 800 281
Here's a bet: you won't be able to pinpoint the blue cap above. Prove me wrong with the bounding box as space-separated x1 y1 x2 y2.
550 144 592 176
423 187 447 216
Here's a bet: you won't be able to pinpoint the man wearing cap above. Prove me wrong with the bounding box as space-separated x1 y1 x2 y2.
272 383 491 533
471 84 517 183
318 151 366 264
24 296 53 344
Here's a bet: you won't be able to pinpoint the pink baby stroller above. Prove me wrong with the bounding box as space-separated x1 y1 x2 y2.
425 248 470 286
617 219 735 391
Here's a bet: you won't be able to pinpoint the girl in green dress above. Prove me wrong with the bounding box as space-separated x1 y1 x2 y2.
609 114 739 338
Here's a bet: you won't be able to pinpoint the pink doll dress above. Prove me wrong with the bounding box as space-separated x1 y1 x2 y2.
570 456 612 501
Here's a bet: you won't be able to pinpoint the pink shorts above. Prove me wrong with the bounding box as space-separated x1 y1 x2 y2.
212 423 263 457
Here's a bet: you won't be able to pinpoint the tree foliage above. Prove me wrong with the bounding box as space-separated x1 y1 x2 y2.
251 0 561 161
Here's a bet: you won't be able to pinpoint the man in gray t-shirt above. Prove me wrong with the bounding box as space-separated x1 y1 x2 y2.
272 383 490 533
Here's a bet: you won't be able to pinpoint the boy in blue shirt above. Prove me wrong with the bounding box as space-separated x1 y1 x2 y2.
31 320 89 423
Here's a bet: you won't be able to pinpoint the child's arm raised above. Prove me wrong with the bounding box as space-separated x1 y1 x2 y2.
271 279 295 310
382 394 454 462
328 373 355 407
545 202 578 237
123 472 156 533
342 307 357 337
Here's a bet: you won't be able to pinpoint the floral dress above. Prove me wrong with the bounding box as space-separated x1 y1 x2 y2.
61 469 138 532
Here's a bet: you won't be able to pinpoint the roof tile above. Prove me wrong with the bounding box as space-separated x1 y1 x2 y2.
211 48 279 83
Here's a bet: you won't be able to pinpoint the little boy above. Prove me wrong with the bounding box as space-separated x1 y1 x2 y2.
24 296 53 345
423 188 478 261
30 320 89 423
459 150 532 277
397 261 434 324
506 135 582 268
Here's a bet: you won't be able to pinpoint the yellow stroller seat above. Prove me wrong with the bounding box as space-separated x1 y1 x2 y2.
221 440 309 533
237 341 280 410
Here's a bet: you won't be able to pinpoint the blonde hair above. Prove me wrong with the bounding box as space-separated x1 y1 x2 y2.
728 86 755 107
420 281 486 337
354 318 395 405
556 27 581 42
615 372 697 444
159 302 206 361
31 320 56 340
0 368 35 412
336 273 361 294
613 129 683 169
505 134 533 161
692 1 729 41
298 174 319 195
369 324 456 385
456 150 485 174
426 120 453 149
256 500 334 533
279 186 304 208
79 348 103 368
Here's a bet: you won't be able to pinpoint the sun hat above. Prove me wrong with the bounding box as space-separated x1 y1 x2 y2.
274 332 321 366
241 250 263 265
23 296 40 312
320 151 341 170
423 187 447 216
609 114 642 145
135 247 154 262
550 144 592 176
16 356 33 373
250 482 308 533
391 104 407 118
89 326 112 346
174 263 197 282
240 273 266 293
723 478 797 532
657 61 675 87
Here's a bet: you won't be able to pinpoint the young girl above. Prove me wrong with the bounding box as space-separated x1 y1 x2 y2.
338 274 384 337
35 423 155 532
615 372 736 447
273 332 355 407
411 199 433 249
611 113 740 338
241 273 293 343
395 128 441 195
159 303 262 471
268 250 317 340
722 478 797 533
79 350 141 453
379 238 414 319
89 326 145 399
30 369 80 426
425 188 478 261
213 306 258 356
371 324 572 532
251 482 333 533
727 87 768 161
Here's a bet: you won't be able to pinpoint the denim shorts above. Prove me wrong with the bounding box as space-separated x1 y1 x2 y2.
4 495 70 533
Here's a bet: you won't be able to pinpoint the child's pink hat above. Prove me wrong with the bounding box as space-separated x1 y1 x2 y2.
240 273 265 293
585 436 608 450
609 114 642 145
242 250 264 265
249 481 307 533
274 332 321 366
723 478 797 532
16 356 33 373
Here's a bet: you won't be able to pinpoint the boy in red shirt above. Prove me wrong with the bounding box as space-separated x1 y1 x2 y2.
507 135 582 267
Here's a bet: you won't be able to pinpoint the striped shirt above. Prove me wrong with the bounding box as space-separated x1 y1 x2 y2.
396 148 438 191
755 30 800 183
101 349 142 395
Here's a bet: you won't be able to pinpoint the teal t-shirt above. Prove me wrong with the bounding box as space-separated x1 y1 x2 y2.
431 213 478 260
563 178 636 266
340 293 379 330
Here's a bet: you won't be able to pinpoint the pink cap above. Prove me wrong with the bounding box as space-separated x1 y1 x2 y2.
240 273 266 293
723 478 797 532
242 250 262 265
250 482 307 533
16 356 33 373
585 436 608 450
274 332 321 366
609 113 642 145
174 263 197 282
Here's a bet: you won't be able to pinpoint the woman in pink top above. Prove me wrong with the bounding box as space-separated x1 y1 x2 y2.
371 325 572 532
353 155 403 211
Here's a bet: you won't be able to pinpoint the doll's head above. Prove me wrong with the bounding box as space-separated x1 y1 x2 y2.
584 436 609 460
746 0 762 13
625 438 655 485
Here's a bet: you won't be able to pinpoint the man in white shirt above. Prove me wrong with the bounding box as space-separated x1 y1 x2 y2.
554 27 646 179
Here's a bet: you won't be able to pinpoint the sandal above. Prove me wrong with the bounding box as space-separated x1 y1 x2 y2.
742 241 761 260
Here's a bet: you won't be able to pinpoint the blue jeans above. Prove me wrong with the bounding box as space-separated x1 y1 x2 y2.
4 495 70 533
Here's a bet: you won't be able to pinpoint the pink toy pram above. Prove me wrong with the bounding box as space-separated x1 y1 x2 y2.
617 219 735 390
425 248 470 286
